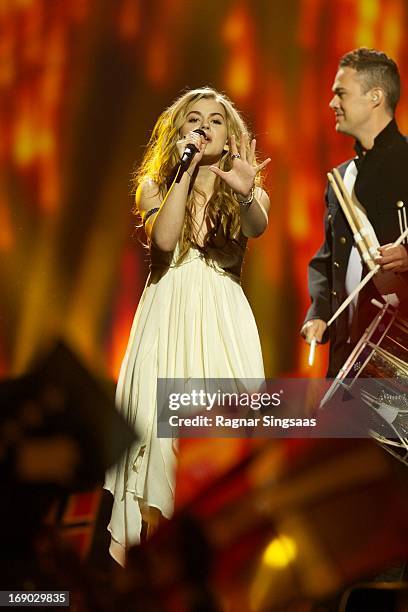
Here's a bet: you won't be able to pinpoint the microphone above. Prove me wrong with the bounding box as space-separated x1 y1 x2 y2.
180 128 206 167
169 128 206 185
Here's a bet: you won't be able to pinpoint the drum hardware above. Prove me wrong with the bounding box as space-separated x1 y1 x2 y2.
319 301 408 466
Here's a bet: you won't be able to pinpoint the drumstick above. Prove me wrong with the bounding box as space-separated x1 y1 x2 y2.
328 171 376 270
332 169 364 238
397 201 405 242
332 169 378 261
328 173 373 268
327 173 361 242
327 226 408 328
402 202 408 245
308 337 316 366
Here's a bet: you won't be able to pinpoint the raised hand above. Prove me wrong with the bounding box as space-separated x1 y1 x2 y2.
209 133 271 196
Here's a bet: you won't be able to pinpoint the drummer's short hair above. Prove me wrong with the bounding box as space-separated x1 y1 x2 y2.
339 48 400 115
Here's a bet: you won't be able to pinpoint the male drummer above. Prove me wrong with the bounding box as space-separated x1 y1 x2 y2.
302 47 408 376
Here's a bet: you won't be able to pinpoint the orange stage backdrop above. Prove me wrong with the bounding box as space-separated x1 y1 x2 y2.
1 0 408 382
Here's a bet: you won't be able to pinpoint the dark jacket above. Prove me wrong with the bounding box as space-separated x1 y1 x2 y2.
305 119 408 377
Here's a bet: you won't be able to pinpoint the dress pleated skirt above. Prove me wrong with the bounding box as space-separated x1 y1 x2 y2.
104 248 264 565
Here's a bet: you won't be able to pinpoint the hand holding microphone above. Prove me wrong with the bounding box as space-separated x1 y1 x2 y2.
177 128 207 170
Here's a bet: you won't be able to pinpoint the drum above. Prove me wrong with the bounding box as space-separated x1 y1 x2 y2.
320 302 408 465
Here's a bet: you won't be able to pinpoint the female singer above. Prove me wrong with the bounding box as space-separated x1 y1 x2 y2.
105 87 271 565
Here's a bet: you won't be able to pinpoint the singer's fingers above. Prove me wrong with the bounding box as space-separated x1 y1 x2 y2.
230 134 239 157
176 135 200 148
179 131 205 145
190 132 206 148
209 166 228 179
239 132 247 162
248 138 256 165
256 157 271 173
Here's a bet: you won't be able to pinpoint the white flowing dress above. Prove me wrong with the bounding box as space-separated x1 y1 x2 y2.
104 241 265 565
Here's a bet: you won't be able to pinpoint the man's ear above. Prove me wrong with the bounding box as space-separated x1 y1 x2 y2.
370 87 384 107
